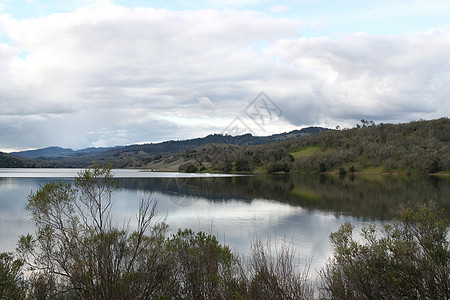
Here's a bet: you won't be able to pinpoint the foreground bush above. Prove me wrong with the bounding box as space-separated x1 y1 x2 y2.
241 239 313 299
164 229 244 299
0 252 26 299
11 165 448 299
320 202 450 299
14 166 312 299
17 166 171 299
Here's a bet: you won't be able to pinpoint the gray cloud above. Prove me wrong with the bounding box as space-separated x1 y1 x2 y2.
267 31 450 125
0 6 449 151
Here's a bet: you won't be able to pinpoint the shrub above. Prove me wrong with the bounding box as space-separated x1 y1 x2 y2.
267 161 291 173
0 252 26 299
179 162 198 173
241 239 314 300
235 157 252 172
15 166 314 299
320 202 450 299
319 162 327 173
17 165 170 299
164 229 243 299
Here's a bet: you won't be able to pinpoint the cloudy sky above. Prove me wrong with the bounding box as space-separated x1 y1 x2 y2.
1 0 449 152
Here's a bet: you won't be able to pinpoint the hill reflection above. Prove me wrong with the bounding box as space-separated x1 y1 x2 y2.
115 174 449 221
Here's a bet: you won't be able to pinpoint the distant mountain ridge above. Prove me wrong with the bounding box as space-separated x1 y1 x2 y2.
3 127 329 168
2 119 448 173
88 127 329 158
12 146 75 159
0 152 55 168
11 146 122 159
10 127 328 160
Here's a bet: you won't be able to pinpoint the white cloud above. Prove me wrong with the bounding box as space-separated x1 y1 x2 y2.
266 30 450 124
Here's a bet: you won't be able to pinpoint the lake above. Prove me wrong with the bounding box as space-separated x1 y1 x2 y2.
0 168 448 279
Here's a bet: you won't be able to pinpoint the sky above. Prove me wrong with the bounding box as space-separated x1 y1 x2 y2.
0 0 449 152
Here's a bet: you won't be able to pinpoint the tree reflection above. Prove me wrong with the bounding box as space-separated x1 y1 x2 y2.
115 175 449 221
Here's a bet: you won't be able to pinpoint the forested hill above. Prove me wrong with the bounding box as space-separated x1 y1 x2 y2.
148 118 449 174
11 146 123 159
11 146 75 159
99 126 326 156
8 127 327 167
3 119 448 173
0 152 56 168
275 117 449 174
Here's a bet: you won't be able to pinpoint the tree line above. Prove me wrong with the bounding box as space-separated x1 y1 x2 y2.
172 118 449 175
3 118 447 173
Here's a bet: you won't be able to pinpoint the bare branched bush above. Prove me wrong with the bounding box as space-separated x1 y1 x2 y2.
17 165 170 299
240 238 314 300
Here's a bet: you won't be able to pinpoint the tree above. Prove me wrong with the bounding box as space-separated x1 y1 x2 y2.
0 252 26 299
320 202 450 299
165 229 242 299
235 157 252 172
17 165 170 299
179 162 198 173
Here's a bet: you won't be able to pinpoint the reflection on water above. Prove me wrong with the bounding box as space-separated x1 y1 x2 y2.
0 173 448 277
116 174 450 220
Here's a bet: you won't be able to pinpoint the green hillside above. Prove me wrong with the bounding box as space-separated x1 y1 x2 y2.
150 118 449 175
4 118 448 174
36 127 327 168
0 152 55 168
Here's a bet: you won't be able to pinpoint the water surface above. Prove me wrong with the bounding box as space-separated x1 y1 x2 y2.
1 169 448 278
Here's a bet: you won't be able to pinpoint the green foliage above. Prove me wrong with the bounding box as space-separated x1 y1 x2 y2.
32 128 324 168
18 165 170 299
164 229 242 299
27 272 56 300
16 166 315 299
19 166 449 299
320 202 450 299
235 156 252 172
267 161 291 173
0 152 55 168
143 118 449 174
26 180 76 227
5 118 449 174
0 252 26 299
179 162 198 173
290 146 321 160
211 151 234 173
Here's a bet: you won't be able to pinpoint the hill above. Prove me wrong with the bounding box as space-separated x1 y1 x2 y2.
0 152 56 168
27 127 328 167
12 146 121 159
148 118 449 174
5 119 447 173
101 126 327 155
12 146 75 159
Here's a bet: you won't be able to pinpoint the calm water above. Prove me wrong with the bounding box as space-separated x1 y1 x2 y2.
1 169 448 278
